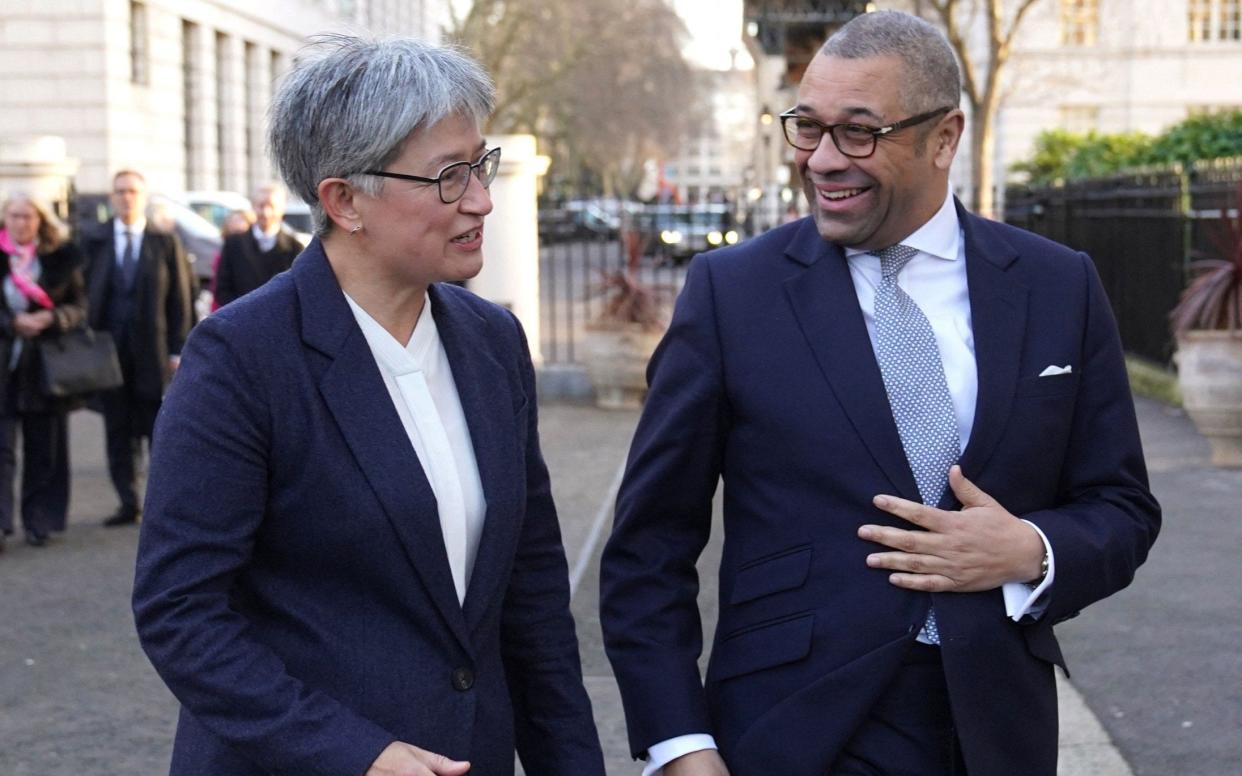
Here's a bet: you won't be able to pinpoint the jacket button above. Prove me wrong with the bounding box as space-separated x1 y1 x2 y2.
451 667 475 691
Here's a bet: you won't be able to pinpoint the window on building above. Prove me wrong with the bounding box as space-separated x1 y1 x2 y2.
1190 0 1241 41
183 20 196 187
245 41 257 188
269 50 284 102
1060 0 1098 45
130 1 149 84
1059 105 1100 133
216 32 227 190
1222 0 1242 39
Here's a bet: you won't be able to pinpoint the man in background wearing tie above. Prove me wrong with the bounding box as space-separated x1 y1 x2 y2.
83 169 191 527
212 183 303 308
600 11 1160 776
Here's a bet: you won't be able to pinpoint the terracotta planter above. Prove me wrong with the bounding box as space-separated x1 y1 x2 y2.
580 323 665 409
1175 330 1242 468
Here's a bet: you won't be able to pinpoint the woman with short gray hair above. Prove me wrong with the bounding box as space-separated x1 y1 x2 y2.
134 34 605 776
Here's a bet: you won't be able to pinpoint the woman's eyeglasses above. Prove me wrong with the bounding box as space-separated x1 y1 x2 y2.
363 146 502 204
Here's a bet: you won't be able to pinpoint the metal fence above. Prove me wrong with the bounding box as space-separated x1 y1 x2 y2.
1004 159 1242 365
539 230 688 366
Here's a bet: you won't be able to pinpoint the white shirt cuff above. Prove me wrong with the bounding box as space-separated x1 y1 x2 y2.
1003 519 1055 621
642 734 718 776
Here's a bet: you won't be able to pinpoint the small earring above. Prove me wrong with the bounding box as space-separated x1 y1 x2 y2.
350 224 362 235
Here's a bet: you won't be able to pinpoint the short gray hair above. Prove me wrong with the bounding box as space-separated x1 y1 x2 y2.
822 11 961 117
268 34 496 236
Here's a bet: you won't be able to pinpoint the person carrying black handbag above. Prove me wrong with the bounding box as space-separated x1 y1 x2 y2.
0 194 88 551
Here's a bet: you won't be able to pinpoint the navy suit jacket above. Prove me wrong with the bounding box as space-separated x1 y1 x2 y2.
82 223 191 399
600 206 1160 776
133 239 604 776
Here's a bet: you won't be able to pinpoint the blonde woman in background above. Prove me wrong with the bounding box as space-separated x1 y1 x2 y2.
0 194 87 551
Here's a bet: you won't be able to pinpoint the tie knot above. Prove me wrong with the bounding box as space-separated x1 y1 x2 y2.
871 244 919 281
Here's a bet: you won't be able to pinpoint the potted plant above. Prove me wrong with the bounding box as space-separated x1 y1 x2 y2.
579 227 673 409
1171 183 1242 467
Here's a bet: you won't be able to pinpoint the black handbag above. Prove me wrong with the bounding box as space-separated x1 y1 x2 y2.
37 328 124 398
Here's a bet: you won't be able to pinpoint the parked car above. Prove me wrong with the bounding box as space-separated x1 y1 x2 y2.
632 203 738 261
538 199 622 243
178 190 253 230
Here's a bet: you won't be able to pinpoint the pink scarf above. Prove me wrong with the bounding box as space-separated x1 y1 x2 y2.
0 228 54 310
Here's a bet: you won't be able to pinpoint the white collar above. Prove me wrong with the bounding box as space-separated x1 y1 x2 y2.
343 291 437 377
252 224 281 242
114 218 147 236
845 190 959 262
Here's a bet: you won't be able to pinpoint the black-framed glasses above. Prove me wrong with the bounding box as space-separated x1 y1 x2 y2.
363 146 502 204
778 107 953 158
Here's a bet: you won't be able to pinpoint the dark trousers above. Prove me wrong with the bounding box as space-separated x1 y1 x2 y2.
0 407 70 538
99 334 161 515
99 387 159 515
830 642 967 776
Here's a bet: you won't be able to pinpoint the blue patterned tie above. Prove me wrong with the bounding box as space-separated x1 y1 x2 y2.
871 244 959 644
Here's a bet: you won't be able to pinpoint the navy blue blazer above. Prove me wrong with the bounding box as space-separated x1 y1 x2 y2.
600 205 1160 776
133 239 604 776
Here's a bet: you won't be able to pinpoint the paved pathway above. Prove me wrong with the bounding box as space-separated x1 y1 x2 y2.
0 397 1235 774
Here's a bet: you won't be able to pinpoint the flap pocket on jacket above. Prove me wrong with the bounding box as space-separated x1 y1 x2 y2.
730 545 813 605
713 613 815 682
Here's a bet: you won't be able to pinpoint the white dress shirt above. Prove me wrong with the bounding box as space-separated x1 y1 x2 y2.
344 292 486 605
113 218 147 265
645 191 1056 774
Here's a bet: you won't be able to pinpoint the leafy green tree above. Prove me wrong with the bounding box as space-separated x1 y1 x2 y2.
1146 110 1242 168
1014 111 1242 183
1010 129 1087 185
1065 131 1153 179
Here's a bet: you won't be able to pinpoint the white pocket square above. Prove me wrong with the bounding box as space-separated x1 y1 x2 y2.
1039 364 1073 377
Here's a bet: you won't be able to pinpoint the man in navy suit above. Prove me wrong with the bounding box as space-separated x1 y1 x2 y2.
133 35 603 776
600 12 1159 776
82 169 192 527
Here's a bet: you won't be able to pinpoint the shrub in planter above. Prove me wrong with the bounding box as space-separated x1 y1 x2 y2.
1170 184 1242 467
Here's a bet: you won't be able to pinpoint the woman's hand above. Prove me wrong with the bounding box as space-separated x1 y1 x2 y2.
13 310 54 339
365 741 470 776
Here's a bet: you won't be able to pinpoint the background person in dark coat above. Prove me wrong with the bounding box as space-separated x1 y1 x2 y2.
132 34 604 776
600 11 1160 776
0 194 87 550
212 183 303 308
81 169 191 527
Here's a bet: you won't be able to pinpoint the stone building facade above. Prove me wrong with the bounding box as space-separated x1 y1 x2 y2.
0 0 447 197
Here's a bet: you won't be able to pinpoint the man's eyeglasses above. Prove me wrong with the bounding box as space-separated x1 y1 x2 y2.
778 108 953 158
363 146 502 204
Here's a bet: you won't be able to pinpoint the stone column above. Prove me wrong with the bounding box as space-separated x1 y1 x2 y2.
468 134 549 364
184 23 218 191
217 33 248 193
246 43 272 194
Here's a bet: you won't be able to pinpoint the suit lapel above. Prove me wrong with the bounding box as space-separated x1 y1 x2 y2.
956 205 1028 483
294 240 471 650
429 285 523 632
782 220 921 501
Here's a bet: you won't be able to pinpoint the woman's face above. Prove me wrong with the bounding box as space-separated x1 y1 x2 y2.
3 201 41 245
351 113 494 289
